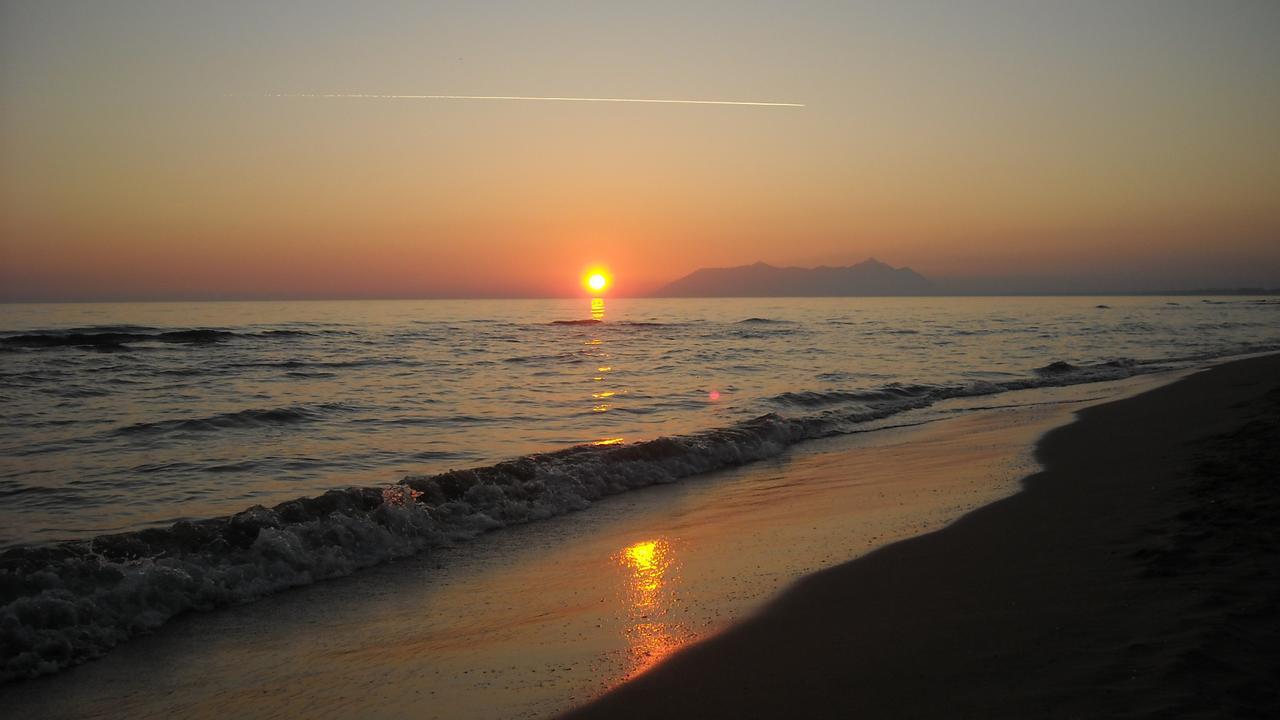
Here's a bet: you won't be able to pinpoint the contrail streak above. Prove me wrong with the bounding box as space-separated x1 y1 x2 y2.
265 93 804 108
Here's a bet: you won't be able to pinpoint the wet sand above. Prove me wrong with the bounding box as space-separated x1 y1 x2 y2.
562 353 1280 719
0 375 1172 719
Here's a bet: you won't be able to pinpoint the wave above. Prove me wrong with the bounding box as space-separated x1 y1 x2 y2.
3 347 1276 682
229 358 413 370
768 359 1151 414
0 326 320 350
252 329 322 337
548 319 672 327
0 412 828 683
114 403 353 436
1035 360 1080 375
1198 298 1280 305
0 329 233 350
735 317 794 324
769 385 934 408
0 484 73 500
502 351 585 364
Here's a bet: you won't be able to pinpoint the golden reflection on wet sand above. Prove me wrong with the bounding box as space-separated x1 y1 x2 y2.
616 538 687 678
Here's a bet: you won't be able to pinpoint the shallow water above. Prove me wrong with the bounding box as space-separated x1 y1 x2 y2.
2 296 1277 546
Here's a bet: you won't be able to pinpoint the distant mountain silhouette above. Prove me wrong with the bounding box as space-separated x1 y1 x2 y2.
651 259 935 297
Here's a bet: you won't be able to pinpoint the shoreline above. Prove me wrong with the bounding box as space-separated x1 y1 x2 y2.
562 353 1280 718
0 367 1179 718
1 348 1211 684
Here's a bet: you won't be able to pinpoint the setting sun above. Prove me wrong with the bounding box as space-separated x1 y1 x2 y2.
586 272 609 293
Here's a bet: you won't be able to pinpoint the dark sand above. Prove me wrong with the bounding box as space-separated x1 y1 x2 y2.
562 354 1280 719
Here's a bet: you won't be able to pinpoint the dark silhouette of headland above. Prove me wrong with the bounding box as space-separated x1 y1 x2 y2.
651 258 933 297
649 258 1280 298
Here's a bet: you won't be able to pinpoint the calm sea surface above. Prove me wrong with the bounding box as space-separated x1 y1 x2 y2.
2 296 1277 547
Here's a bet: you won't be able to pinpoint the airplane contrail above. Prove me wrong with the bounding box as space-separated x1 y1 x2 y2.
265 93 804 108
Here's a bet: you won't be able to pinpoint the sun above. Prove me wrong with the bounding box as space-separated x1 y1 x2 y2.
585 271 609 293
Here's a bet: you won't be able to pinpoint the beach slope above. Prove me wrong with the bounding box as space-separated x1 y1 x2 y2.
562 354 1280 719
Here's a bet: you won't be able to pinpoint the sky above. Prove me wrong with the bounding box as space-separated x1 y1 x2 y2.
2 0 1279 300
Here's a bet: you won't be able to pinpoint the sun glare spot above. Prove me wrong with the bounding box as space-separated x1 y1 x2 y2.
584 270 610 294
624 540 662 574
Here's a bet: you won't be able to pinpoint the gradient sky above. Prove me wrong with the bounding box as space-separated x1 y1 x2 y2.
2 0 1279 300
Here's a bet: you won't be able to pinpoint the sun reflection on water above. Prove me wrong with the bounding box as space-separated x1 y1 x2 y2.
616 538 686 677
585 297 616 414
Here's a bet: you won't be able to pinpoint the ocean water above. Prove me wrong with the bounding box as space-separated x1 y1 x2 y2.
1 295 1277 680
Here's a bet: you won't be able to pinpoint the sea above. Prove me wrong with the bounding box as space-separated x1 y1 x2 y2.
1 295 1277 680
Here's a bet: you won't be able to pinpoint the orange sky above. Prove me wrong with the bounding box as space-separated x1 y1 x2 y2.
2 1 1279 300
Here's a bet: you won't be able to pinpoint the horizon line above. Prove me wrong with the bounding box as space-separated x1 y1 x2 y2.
263 93 806 108
5 290 1278 305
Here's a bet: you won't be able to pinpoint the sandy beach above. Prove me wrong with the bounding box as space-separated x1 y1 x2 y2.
563 353 1280 719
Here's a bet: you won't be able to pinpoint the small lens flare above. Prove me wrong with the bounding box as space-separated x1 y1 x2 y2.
708 390 721 401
